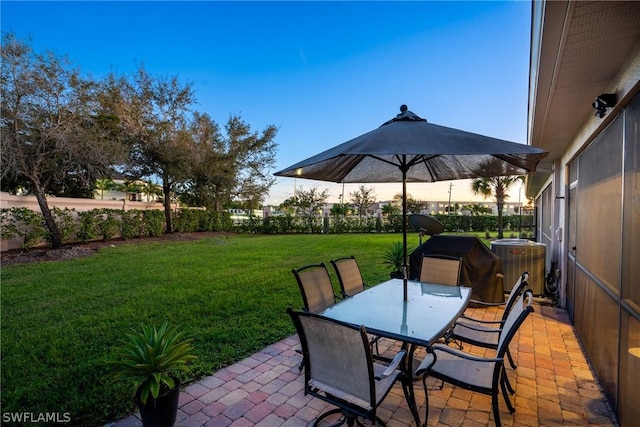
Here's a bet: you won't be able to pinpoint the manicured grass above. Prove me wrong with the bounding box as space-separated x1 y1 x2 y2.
0 232 494 424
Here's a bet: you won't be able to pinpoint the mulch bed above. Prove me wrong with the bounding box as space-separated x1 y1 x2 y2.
1 232 228 266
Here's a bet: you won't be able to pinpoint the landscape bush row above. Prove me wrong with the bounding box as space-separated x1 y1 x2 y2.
1 207 535 250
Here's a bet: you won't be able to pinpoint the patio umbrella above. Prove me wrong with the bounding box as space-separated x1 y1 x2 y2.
274 105 548 301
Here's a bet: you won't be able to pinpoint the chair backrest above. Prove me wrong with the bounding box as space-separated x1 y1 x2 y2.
287 309 375 408
497 289 534 358
500 271 530 322
331 256 366 297
419 254 462 286
292 263 337 313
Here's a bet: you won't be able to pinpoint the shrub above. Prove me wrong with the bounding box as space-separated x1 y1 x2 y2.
142 210 165 236
97 209 121 241
49 207 76 245
121 210 144 240
0 208 19 241
2 207 48 249
174 209 200 233
76 210 99 243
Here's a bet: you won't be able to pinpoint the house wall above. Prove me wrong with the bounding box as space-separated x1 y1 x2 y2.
0 192 172 252
533 67 640 425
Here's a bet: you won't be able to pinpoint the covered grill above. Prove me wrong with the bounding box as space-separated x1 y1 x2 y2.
409 235 504 303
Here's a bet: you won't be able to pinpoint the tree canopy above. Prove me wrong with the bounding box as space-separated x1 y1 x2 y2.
1 34 278 243
471 176 524 239
1 33 128 246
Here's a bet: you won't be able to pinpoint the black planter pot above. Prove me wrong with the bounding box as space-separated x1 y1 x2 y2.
136 379 180 427
389 271 403 279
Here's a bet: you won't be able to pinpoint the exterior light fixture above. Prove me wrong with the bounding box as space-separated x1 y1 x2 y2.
592 93 617 118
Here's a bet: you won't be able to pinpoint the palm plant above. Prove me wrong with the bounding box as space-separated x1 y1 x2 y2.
471 176 524 239
383 241 414 278
107 322 196 404
94 178 117 200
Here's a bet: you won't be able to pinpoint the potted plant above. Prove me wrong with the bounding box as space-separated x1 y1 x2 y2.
383 241 406 279
107 322 196 427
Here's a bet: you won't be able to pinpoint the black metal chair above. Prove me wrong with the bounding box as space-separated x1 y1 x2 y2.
450 271 530 372
288 308 406 427
330 255 370 298
419 254 462 286
416 289 535 427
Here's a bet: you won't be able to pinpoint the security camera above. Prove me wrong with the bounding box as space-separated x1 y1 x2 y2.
592 93 617 118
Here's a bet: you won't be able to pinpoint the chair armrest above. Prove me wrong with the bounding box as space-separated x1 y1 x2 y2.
454 322 502 334
458 314 504 325
416 345 501 375
468 298 506 307
377 350 406 379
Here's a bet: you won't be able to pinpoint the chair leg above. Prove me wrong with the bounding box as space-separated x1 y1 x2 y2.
312 407 348 427
500 374 515 414
421 376 430 427
506 347 517 369
442 328 463 349
492 389 502 427
502 366 515 395
295 348 304 371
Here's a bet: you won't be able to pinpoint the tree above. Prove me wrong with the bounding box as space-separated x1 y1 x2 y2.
141 181 161 202
381 203 399 217
94 178 117 200
471 176 524 239
181 112 277 211
349 185 376 218
330 203 349 216
292 186 329 232
226 115 278 210
461 203 492 215
391 192 425 214
110 68 196 233
445 203 460 214
117 179 142 203
1 34 127 247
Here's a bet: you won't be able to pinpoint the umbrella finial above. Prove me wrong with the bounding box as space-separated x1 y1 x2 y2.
381 105 426 126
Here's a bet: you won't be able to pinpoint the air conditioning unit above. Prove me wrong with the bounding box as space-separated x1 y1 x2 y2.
491 239 546 295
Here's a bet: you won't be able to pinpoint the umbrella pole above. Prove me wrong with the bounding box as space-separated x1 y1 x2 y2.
402 166 408 301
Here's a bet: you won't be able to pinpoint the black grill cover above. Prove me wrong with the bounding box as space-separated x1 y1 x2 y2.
409 235 504 303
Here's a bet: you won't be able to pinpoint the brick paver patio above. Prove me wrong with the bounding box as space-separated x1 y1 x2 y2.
107 303 618 427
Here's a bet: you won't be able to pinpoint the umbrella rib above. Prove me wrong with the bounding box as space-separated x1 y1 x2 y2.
416 156 438 182
368 154 404 168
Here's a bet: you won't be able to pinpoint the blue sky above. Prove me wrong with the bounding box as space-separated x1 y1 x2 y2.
1 1 531 205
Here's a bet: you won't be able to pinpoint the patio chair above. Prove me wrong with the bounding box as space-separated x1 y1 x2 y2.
330 255 381 353
287 308 407 427
415 289 534 427
292 263 340 370
419 254 462 286
292 263 339 314
450 272 529 372
330 255 370 298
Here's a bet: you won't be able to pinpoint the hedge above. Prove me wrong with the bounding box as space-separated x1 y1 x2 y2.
0 206 535 250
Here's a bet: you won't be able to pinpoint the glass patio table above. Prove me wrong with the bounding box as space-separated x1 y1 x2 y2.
319 278 472 425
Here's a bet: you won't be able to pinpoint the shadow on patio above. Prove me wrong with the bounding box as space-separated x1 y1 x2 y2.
108 303 618 427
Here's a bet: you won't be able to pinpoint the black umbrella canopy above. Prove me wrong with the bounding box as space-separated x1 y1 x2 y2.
275 106 548 301
274 106 547 183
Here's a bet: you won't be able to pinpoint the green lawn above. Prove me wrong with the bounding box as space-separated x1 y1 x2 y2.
0 232 494 424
